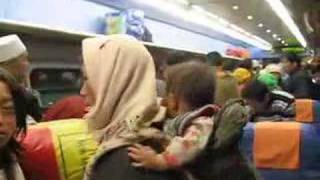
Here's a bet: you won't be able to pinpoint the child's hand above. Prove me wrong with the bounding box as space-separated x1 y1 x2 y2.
128 144 167 171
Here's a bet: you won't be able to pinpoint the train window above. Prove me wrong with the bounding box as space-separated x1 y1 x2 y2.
30 68 81 108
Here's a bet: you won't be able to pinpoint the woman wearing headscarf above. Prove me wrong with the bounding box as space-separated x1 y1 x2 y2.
81 35 175 180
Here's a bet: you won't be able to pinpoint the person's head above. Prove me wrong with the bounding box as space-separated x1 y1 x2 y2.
238 58 253 71
165 61 215 117
0 35 29 84
241 80 271 114
0 67 27 179
282 53 302 74
232 68 252 93
206 51 223 67
264 63 283 81
81 35 163 137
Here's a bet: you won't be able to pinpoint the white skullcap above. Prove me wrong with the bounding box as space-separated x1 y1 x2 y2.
0 34 27 63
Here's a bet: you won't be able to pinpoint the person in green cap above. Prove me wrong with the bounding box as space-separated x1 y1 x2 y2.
257 72 280 90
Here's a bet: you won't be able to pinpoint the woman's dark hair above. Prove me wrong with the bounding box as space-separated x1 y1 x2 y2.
241 80 270 102
0 68 27 180
166 61 215 109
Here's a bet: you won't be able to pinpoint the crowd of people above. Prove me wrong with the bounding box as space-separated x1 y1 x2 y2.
0 33 319 180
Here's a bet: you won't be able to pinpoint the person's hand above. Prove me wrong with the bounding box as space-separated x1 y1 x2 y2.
128 144 167 171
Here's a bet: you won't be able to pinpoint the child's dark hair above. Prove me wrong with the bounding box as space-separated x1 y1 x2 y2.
166 61 215 109
0 68 27 180
241 80 270 102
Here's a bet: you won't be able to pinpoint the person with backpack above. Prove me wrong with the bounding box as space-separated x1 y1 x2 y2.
242 79 295 122
128 61 258 180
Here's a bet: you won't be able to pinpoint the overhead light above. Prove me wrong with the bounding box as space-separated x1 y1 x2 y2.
266 29 271 33
277 37 282 41
285 43 289 46
247 15 253 20
264 0 307 47
191 4 206 13
232 5 239 10
281 40 285 44
272 34 277 38
258 23 264 28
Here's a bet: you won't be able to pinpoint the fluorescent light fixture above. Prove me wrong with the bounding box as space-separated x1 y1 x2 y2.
258 23 264 28
264 0 307 47
191 4 206 13
266 29 271 33
272 34 277 38
232 5 239 10
285 43 289 46
277 37 282 41
138 0 272 50
247 15 253 20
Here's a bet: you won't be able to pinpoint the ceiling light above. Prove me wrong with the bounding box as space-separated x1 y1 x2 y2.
264 0 307 47
281 40 285 44
278 37 282 41
285 43 289 46
266 29 271 33
232 5 239 10
272 34 277 38
258 23 264 28
191 4 206 13
247 15 253 20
